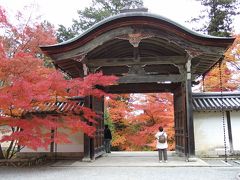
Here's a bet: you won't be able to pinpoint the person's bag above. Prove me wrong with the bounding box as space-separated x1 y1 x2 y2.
158 133 166 143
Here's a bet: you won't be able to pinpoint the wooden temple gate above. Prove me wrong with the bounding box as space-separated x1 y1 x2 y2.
40 9 234 160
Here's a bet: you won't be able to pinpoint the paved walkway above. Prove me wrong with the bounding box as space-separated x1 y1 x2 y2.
1 152 240 180
51 151 234 167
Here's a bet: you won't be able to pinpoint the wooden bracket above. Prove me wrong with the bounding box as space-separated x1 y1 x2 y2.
116 33 153 47
71 53 86 63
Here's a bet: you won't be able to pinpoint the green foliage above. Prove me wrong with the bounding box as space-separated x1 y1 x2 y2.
43 56 55 68
104 109 114 132
188 0 239 36
129 124 141 133
56 0 143 42
56 25 76 43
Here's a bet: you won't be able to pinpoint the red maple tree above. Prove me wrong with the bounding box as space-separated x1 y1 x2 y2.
105 94 131 149
0 6 117 159
105 93 175 151
128 93 175 150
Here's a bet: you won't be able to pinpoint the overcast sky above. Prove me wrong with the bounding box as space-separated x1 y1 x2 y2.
1 0 240 33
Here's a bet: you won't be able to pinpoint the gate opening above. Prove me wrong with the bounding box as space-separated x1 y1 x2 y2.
104 93 175 152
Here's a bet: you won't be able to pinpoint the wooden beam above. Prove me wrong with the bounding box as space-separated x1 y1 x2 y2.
86 56 186 67
118 74 184 83
105 83 179 93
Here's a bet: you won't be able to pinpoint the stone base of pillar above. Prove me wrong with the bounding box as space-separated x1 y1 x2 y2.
186 157 198 162
82 157 92 162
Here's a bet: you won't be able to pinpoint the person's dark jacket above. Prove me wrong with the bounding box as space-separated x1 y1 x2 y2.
104 128 112 139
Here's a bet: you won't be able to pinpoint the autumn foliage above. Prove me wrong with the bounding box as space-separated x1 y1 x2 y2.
0 6 56 57
0 52 116 157
203 63 237 91
202 34 240 92
0 6 117 159
105 93 175 151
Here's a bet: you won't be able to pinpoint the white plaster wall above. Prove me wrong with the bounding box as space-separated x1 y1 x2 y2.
22 146 50 152
56 131 84 152
194 112 229 156
230 111 240 151
0 125 11 148
22 130 84 153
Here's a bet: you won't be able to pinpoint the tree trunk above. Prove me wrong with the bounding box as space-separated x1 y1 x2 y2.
0 144 4 159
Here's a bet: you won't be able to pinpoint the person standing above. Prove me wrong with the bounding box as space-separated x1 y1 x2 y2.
155 126 168 162
104 125 112 153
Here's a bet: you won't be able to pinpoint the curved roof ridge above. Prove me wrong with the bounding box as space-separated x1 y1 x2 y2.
41 11 234 48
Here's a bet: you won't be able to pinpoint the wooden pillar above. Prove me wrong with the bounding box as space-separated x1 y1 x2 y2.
83 96 93 162
0 145 4 159
226 111 233 153
50 129 55 153
185 57 195 157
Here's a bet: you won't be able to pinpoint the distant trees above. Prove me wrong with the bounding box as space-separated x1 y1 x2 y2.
105 93 175 151
202 35 240 91
202 63 238 91
188 0 239 37
56 0 144 42
187 1 240 91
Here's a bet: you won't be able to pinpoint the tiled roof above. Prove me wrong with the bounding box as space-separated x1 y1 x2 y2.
0 97 85 116
32 100 84 113
192 92 240 111
32 96 85 113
